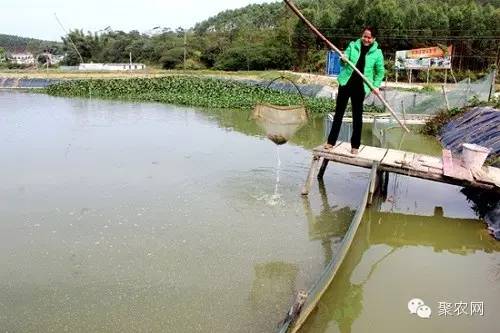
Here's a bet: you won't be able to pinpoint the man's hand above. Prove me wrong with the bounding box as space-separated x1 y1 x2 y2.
372 88 380 96
340 54 347 62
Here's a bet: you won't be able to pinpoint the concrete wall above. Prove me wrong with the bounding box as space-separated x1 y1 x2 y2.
78 63 146 71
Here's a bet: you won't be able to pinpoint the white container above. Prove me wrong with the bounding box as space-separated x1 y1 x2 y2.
461 143 490 169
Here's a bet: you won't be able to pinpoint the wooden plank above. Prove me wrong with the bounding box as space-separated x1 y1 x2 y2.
310 144 497 190
417 155 443 171
333 142 352 156
313 141 342 153
381 149 406 167
403 154 432 174
314 151 375 168
471 166 500 187
332 142 365 157
485 166 500 186
400 151 415 169
357 146 387 163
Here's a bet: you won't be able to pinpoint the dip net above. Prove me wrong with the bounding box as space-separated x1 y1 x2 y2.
252 77 308 145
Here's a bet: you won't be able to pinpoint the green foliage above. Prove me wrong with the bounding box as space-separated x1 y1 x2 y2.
0 34 62 54
420 107 464 136
26 0 500 73
214 44 293 71
44 76 335 113
421 84 437 92
160 47 184 69
0 47 5 63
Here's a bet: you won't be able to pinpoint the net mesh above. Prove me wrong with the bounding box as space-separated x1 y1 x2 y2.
366 71 494 116
370 71 495 142
252 103 308 145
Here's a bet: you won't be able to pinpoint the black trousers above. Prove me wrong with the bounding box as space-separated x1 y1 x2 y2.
327 83 365 149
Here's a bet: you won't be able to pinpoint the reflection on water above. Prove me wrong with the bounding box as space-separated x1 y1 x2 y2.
1 91 362 333
303 180 355 266
461 188 500 240
1 91 497 333
301 178 500 333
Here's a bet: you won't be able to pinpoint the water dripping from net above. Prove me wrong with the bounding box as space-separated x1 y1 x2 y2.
254 145 284 206
266 145 281 206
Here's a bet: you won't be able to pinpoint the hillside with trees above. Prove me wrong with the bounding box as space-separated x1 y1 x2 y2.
57 0 499 73
0 34 62 54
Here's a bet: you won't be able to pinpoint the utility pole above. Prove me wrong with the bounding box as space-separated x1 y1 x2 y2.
183 29 187 70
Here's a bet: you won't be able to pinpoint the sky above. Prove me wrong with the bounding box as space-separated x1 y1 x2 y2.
1 0 277 41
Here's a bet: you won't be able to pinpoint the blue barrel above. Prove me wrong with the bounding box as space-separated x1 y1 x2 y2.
325 51 341 76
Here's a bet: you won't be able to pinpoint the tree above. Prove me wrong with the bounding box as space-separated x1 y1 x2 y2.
0 47 6 63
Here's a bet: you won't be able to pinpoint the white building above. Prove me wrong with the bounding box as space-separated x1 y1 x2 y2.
38 53 65 66
49 54 65 65
8 52 35 65
78 63 146 71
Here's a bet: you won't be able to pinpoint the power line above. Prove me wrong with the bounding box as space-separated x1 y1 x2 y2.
292 48 498 58
312 34 500 40
311 28 500 32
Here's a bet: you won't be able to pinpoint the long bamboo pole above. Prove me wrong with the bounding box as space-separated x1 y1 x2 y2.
283 0 410 132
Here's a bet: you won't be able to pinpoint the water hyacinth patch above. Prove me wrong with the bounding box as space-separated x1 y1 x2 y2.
44 76 336 113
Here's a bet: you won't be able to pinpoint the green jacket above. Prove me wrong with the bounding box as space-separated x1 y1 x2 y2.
337 39 385 94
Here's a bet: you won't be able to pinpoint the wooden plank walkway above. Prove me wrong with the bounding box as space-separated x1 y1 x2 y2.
302 142 500 195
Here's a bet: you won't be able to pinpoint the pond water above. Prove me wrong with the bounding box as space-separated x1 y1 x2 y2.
0 91 497 333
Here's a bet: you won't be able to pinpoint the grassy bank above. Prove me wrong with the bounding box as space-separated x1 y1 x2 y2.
43 76 336 113
0 68 300 81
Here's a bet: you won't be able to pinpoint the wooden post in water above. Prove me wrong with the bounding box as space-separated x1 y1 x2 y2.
302 155 320 195
381 171 389 200
317 158 329 180
368 161 380 205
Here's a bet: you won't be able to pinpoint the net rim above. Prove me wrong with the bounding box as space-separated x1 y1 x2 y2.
254 103 305 112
